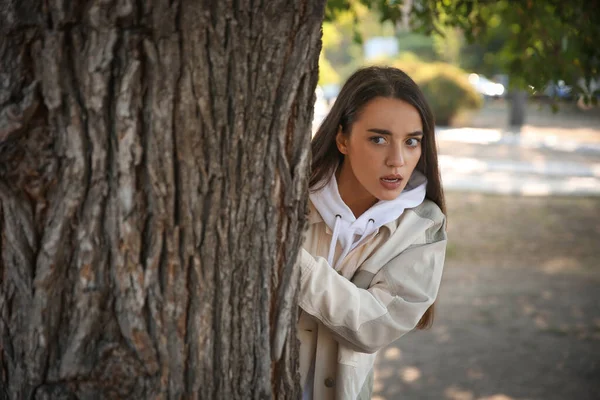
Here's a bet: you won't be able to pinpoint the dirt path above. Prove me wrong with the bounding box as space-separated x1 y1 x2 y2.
373 193 600 400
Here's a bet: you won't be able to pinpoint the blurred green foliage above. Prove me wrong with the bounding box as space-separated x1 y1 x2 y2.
320 2 396 85
432 0 599 101
389 55 483 125
324 0 600 104
397 32 437 62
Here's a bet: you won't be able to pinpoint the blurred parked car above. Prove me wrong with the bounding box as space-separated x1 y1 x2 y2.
543 80 573 99
468 73 505 98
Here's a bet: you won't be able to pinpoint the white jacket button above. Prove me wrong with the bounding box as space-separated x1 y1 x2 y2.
324 377 335 388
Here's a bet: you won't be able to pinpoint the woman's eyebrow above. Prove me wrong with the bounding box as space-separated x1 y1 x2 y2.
367 128 392 135
367 128 424 136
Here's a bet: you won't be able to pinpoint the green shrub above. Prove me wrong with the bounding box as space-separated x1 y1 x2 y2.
318 53 340 86
396 33 438 62
392 58 483 125
387 52 423 77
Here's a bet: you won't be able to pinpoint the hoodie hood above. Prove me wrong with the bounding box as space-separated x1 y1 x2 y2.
309 170 427 269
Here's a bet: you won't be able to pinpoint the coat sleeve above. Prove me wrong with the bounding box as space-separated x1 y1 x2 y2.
297 215 446 354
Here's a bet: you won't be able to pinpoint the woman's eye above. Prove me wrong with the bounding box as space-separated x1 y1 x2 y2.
406 138 422 147
369 136 386 145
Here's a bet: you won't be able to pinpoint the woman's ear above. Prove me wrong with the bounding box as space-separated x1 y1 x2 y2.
335 126 348 155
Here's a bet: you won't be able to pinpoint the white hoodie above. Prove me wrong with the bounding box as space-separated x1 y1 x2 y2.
308 170 428 270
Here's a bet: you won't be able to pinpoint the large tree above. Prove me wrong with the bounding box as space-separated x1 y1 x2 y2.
0 1 325 398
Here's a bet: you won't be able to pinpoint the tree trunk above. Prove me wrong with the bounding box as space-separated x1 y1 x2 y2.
0 1 325 398
508 89 527 130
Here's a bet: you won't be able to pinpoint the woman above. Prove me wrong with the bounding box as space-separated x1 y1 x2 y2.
296 66 447 399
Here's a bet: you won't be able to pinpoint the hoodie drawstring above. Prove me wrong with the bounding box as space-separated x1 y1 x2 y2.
328 217 375 270
363 218 375 241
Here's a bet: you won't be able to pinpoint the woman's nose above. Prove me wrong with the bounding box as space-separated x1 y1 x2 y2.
386 145 405 168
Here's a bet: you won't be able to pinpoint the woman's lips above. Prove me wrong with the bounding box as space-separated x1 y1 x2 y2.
380 177 403 190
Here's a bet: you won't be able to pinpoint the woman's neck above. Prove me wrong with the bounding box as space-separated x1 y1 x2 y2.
336 163 377 218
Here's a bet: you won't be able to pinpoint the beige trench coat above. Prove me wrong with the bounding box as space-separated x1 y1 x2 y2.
297 198 447 399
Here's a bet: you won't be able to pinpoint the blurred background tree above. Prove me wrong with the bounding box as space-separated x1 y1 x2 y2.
323 0 600 127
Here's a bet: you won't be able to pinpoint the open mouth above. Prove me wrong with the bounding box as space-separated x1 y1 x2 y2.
380 175 404 190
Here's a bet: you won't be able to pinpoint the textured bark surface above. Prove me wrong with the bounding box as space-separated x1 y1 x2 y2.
0 1 324 398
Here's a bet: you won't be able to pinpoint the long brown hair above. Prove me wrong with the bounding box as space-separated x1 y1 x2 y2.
310 66 446 329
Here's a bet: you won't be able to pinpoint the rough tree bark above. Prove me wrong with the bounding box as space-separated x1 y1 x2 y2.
0 0 325 398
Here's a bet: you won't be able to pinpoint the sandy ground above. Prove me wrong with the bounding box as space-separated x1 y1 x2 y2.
373 102 600 400
373 193 600 400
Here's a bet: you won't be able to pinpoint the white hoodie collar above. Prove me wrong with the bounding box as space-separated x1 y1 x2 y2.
309 170 427 269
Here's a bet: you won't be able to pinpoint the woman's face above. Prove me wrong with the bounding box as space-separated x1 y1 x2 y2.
336 96 423 206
